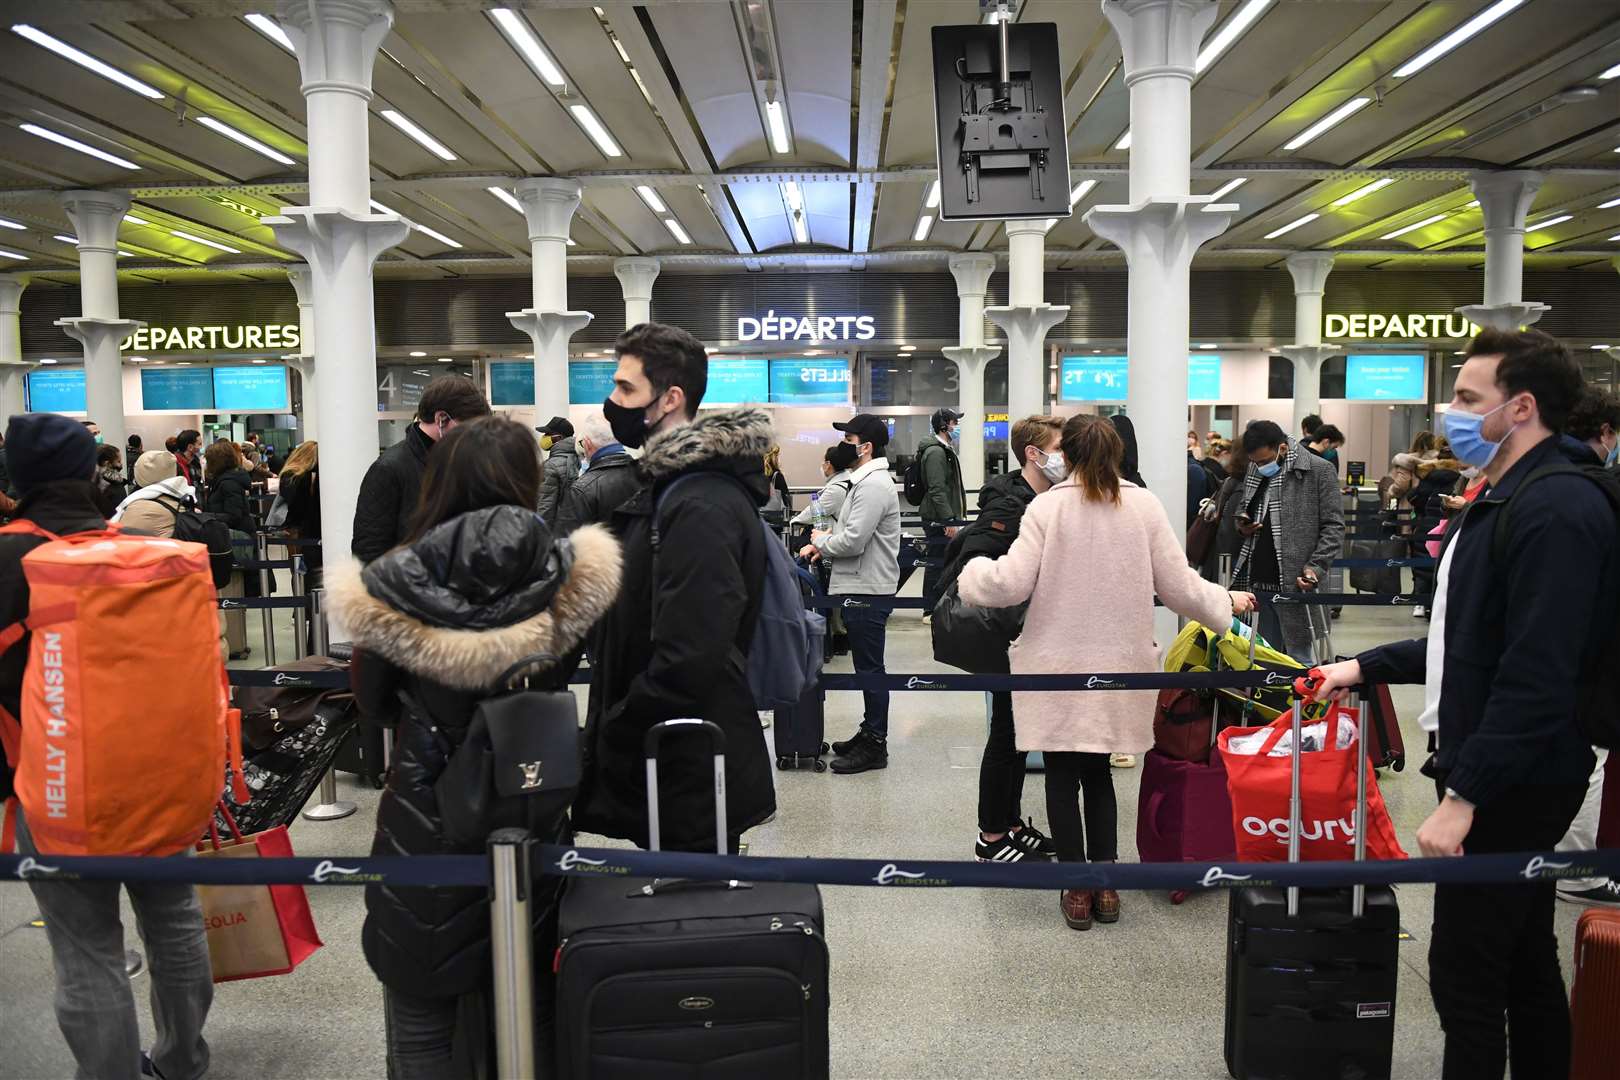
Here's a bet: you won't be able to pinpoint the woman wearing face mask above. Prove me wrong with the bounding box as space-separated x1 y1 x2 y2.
957 415 1254 930
91 444 128 517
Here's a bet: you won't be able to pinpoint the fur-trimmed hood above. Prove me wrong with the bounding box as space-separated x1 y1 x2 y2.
327 520 621 691
637 408 774 481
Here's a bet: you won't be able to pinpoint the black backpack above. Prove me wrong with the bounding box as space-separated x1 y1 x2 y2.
1489 462 1620 749
902 444 936 506
157 494 236 587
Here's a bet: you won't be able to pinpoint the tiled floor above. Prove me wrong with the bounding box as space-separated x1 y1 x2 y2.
0 572 1594 1079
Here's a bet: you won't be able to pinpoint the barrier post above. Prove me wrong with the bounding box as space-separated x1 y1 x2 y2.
488 828 536 1080
291 556 307 661
301 588 357 822
256 533 277 667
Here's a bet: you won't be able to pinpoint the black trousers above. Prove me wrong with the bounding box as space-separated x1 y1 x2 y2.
1042 751 1117 863
977 691 1027 834
1429 781 1586 1080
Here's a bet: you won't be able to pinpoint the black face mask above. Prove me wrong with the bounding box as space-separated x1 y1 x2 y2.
603 394 659 449
826 441 859 472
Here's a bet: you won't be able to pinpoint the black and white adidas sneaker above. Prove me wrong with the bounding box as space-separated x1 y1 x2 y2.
976 834 1037 863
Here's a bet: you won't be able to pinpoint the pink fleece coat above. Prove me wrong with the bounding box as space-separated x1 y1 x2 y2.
957 480 1233 754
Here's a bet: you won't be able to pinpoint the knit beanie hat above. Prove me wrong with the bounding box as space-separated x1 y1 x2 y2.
5 413 96 495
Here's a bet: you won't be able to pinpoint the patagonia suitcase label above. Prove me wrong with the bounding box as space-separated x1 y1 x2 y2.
1355 1002 1392 1020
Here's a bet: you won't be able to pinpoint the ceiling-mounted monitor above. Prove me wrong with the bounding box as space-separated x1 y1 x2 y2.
931 20 1069 221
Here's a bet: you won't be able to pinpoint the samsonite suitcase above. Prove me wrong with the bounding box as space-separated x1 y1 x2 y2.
1223 690 1399 1080
774 686 829 772
1570 908 1620 1080
556 719 830 1079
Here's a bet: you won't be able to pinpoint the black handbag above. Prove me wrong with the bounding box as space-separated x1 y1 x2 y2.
426 653 582 848
930 579 1025 674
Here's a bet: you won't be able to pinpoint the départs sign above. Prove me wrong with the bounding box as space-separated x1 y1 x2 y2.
737 311 876 343
1323 313 1480 341
120 324 301 353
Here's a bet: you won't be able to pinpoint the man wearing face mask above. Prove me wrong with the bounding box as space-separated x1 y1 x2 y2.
799 414 902 774
351 375 491 563
534 416 581 521
1311 330 1619 1080
573 322 777 852
1221 419 1342 661
912 408 967 614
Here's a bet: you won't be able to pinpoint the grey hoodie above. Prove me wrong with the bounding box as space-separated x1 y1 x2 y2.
814 457 901 595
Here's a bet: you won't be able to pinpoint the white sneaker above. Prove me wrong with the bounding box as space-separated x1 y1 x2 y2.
1110 753 1137 768
1557 879 1620 907
1412 605 1427 618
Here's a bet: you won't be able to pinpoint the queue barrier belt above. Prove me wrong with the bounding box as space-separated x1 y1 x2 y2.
6 847 1616 894
217 596 311 611
233 559 297 572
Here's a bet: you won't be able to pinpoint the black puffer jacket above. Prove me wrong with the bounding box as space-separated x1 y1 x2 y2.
574 409 777 851
328 506 621 998
204 467 256 534
553 449 640 536
351 423 432 563
537 436 580 521
279 466 322 579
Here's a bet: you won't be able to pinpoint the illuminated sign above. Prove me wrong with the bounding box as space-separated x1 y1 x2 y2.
769 357 851 405
25 368 86 412
738 311 876 343
1346 354 1426 401
1323 313 1479 340
141 367 214 410
214 365 289 411
1061 355 1222 403
706 357 770 405
121 324 300 352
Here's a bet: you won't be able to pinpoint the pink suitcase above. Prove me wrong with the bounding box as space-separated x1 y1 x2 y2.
1136 748 1238 903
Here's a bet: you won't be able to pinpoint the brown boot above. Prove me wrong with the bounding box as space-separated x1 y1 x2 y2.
1093 889 1121 924
1060 889 1093 931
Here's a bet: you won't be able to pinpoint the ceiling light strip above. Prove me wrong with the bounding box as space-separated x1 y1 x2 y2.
764 100 792 155
913 214 934 242
1194 0 1272 74
1524 214 1572 233
1330 178 1396 207
636 185 667 213
1393 0 1525 78
0 216 25 231
171 228 241 254
244 13 295 52
925 179 941 209
569 103 622 158
489 8 567 87
379 109 457 161
20 123 139 169
487 186 523 214
663 218 691 245
1380 212 1448 241
1282 97 1371 151
1262 213 1318 239
11 24 164 99
196 115 296 165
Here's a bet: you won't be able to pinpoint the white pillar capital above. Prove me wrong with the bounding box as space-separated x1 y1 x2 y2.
55 317 143 351
509 309 593 420
947 252 997 299
59 190 131 253
516 178 584 244
1085 197 1232 270
277 0 393 99
0 273 28 315
941 345 1000 373
1284 251 1335 297
614 257 660 329
1468 170 1543 234
285 263 315 306
268 209 410 273
1278 343 1339 366
1103 0 1218 85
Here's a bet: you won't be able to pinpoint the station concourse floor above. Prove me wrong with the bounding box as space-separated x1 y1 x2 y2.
0 573 1591 1080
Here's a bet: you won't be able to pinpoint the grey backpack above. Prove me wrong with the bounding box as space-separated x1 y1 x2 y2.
654 473 825 709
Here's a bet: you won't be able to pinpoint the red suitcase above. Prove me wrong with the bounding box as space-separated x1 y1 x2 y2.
1571 908 1620 1080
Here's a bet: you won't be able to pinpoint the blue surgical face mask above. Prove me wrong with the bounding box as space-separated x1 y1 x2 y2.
1255 460 1281 479
1606 440 1619 468
1443 398 1517 469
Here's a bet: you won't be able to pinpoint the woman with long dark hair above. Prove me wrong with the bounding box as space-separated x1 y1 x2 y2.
329 416 621 1076
958 414 1254 931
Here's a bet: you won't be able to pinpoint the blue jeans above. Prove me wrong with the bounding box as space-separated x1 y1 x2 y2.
18 814 213 1080
839 597 891 740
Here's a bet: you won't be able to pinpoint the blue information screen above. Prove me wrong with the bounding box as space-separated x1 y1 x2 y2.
705 358 769 405
983 421 1008 441
1059 356 1128 402
1188 354 1221 401
491 361 535 406
213 365 288 411
1346 354 1426 401
568 361 617 406
141 367 215 410
25 368 86 413
770 358 851 405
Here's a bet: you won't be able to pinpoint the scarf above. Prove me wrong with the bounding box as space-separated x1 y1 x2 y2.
1233 440 1297 589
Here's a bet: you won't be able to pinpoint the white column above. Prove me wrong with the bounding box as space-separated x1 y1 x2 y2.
1456 169 1548 331
1085 0 1231 532
55 190 140 451
508 178 592 420
0 274 28 426
1280 252 1337 436
613 257 660 330
942 252 1000 491
285 264 317 442
266 0 409 580
986 222 1067 467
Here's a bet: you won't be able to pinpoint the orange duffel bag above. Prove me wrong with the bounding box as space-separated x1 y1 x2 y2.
0 522 245 856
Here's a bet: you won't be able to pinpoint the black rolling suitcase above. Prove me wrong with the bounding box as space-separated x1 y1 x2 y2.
774 686 829 772
556 719 830 1079
1224 690 1399 1080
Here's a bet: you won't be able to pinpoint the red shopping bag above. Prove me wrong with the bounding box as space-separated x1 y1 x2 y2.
194 806 322 982
1217 702 1407 863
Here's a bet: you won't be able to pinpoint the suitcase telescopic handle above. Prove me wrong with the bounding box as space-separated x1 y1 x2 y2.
1286 688 1367 919
643 719 728 856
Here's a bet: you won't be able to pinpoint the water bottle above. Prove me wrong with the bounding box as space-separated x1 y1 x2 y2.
811 492 830 533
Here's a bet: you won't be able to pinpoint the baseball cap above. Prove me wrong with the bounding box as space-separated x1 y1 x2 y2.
931 407 964 431
535 416 574 438
832 413 889 452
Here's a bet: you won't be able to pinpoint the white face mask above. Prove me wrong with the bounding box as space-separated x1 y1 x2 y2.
1036 447 1068 483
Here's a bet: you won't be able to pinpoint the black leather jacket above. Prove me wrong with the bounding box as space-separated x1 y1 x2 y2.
328 505 621 997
